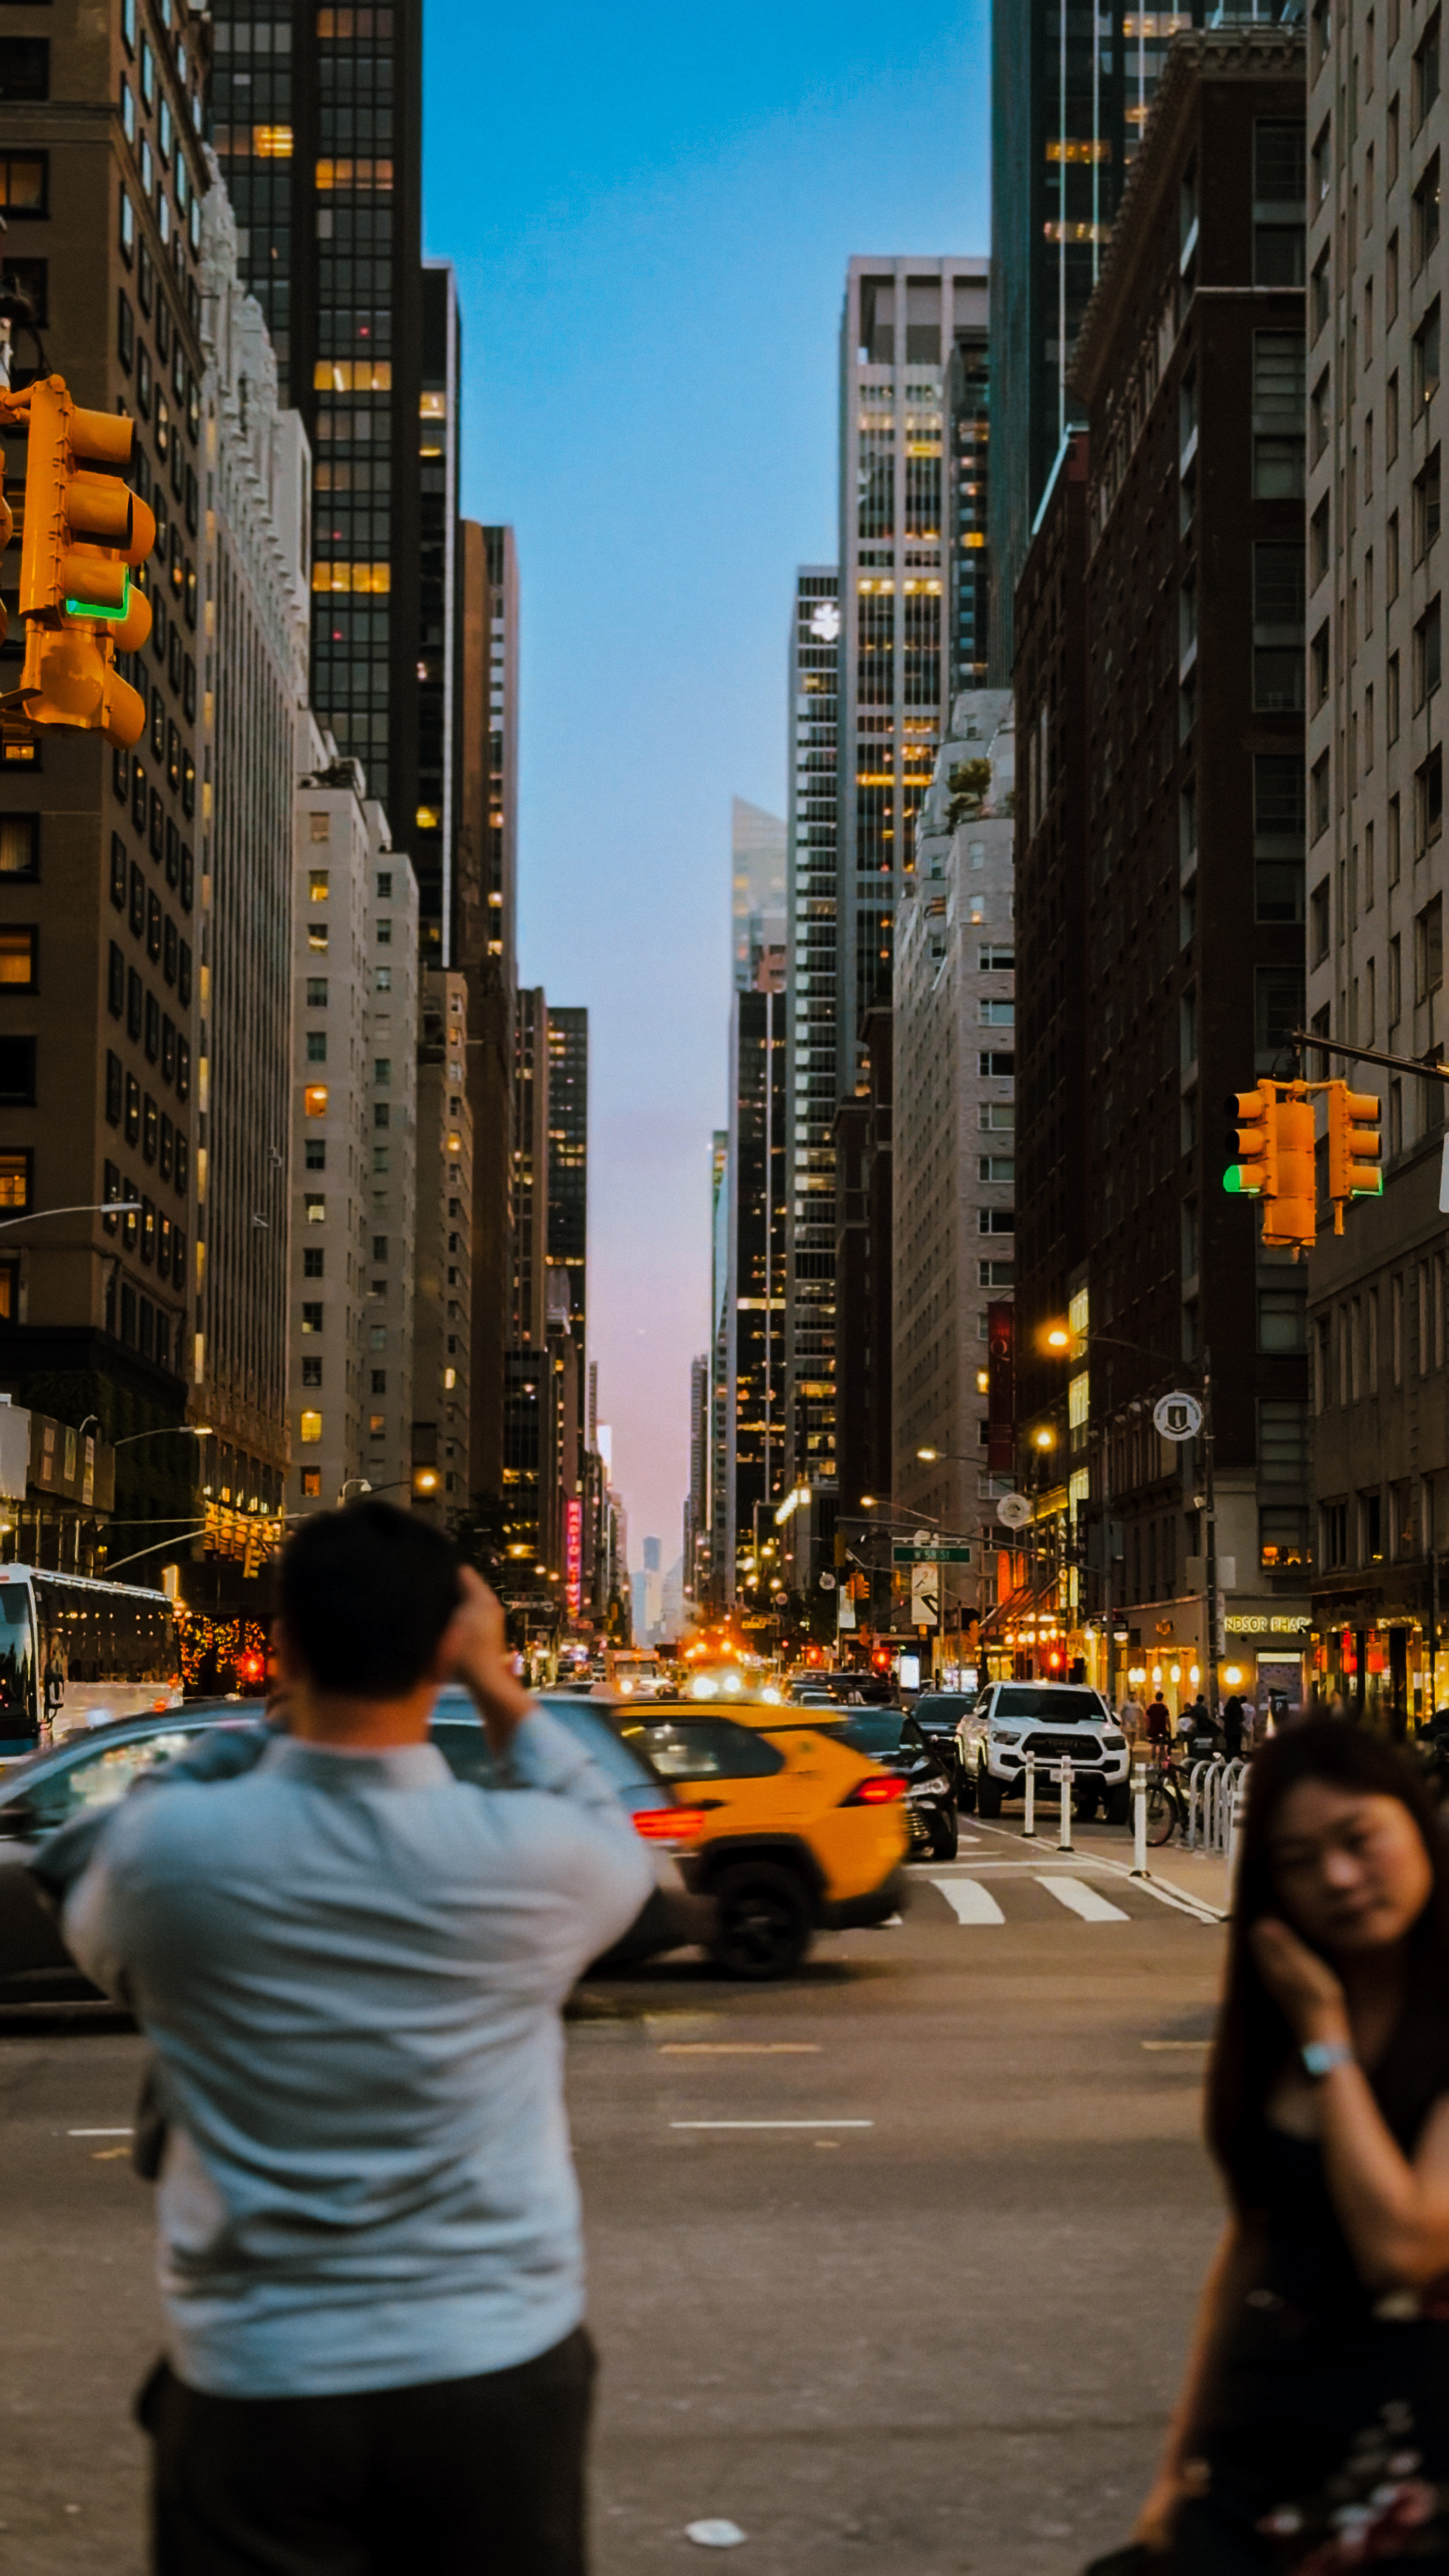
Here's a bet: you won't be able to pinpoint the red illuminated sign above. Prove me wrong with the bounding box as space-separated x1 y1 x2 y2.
565 1498 583 1617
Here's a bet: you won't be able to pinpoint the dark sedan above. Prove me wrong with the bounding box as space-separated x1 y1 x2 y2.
0 1693 712 2007
834 1709 959 1860
908 1692 975 1799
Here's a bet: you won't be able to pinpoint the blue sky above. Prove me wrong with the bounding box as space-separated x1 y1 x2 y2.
423 1 991 1558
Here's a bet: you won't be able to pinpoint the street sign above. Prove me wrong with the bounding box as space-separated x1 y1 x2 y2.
893 1543 973 1564
997 1493 1032 1530
912 1528 934 1546
910 1564 939 1629
818 1570 837 1591
1152 1391 1203 1442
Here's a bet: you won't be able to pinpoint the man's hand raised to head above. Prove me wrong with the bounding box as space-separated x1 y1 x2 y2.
442 1566 535 1752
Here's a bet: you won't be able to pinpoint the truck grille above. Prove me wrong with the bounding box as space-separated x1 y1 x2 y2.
1019 1733 1102 1763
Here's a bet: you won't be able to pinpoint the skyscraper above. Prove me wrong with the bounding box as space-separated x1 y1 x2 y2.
724 981 787 1593
456 521 519 1499
988 0 1208 678
545 1006 587 1354
782 568 839 1593
211 0 424 843
837 258 989 1095
731 796 786 991
415 261 459 957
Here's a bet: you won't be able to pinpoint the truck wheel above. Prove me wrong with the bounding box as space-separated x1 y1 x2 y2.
1073 1780 1101 1821
706 1863 812 1980
976 1768 1003 1818
929 1807 960 1860
1104 1782 1131 1826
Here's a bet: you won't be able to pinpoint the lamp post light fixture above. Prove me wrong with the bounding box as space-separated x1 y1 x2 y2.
113 1422 214 1448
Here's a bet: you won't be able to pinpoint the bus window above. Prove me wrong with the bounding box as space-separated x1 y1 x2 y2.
0 1585 35 1737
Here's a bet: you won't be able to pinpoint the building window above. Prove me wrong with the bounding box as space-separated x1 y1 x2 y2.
1260 1507 1309 1570
1416 892 1444 1000
0 1036 34 1106
1311 753 1331 841
1415 746 1444 852
304 1084 328 1118
308 869 329 901
0 1149 30 1210
299 1411 323 1445
306 978 327 1008
1414 597 1442 707
0 926 36 989
305 1193 325 1223
0 816 38 880
1415 449 1442 561
1256 966 1305 1057
301 1469 321 1499
306 1032 327 1065
302 1357 322 1388
1415 301 1442 410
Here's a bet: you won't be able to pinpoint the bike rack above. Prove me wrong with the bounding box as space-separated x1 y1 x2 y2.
1189 1757 1250 1858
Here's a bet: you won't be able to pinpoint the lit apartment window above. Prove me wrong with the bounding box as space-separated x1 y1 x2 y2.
299 1410 322 1445
304 1085 328 1118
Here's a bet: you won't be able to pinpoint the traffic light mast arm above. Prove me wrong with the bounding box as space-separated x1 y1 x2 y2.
1289 1027 1449 1085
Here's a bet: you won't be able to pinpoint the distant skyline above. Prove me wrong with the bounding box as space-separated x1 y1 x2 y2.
423 0 991 1546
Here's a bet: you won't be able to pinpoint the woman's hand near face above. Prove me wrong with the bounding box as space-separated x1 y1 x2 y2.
1251 1915 1351 2049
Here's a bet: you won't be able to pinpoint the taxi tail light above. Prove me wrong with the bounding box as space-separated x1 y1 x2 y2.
633 1805 708 1845
841 1772 908 1806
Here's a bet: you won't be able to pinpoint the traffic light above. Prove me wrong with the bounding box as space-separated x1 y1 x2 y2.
1326 1082 1383 1230
1224 1087 1277 1199
1262 1093 1316 1252
1224 1083 1316 1252
11 376 154 745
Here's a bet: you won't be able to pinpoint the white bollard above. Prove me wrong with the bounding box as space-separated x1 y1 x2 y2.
1058 1754 1073 1852
1131 1764 1148 1878
1225 1762 1248 1910
1022 1749 1036 1838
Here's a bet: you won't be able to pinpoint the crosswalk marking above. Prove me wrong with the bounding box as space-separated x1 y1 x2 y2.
1036 1875 1130 1923
928 1876 1006 1926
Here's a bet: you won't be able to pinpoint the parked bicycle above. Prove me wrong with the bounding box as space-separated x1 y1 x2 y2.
1142 1754 1188 1847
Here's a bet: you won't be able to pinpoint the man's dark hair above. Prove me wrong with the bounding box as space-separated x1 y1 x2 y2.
278 1501 462 1697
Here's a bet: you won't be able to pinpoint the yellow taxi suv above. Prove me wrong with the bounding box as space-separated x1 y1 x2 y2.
612 1699 909 1978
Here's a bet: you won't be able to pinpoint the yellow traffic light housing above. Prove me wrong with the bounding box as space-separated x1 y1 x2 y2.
5 376 154 745
1326 1082 1383 1230
1224 1081 1316 1253
1224 1087 1277 1199
1263 1093 1316 1252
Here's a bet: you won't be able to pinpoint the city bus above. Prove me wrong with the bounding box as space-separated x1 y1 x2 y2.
0 1566 182 1756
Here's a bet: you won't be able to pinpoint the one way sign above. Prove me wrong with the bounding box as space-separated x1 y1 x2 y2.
910 1564 939 1629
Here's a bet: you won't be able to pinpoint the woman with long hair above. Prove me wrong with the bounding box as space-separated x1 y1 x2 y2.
1136 1718 1449 2570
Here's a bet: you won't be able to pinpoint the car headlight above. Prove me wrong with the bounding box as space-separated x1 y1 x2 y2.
1102 1731 1125 1750
991 1727 1022 1745
907 1778 944 1799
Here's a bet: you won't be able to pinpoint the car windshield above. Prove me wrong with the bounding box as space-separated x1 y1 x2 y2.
837 1711 907 1755
913 1696 969 1724
992 1687 1104 1725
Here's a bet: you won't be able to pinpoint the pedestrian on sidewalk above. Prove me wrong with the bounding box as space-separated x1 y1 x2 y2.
1118 1689 1146 1752
62 1500 653 2576
1144 1692 1173 1756
1132 1719 1449 2570
1221 1694 1248 1760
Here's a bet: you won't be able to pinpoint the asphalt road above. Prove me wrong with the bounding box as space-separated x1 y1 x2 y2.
0 1817 1228 2575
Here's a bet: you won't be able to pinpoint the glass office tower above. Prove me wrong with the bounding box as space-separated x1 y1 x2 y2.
209 0 424 864
988 0 1206 677
837 258 989 1095
783 568 840 1586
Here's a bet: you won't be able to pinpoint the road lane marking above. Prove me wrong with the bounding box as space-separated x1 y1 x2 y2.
658 2043 820 2055
965 1818 1224 1921
68 2128 132 2137
669 2119 872 2131
1036 1876 1130 1923
928 1877 1006 1925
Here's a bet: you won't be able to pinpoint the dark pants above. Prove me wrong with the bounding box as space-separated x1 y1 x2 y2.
139 2326 596 2576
